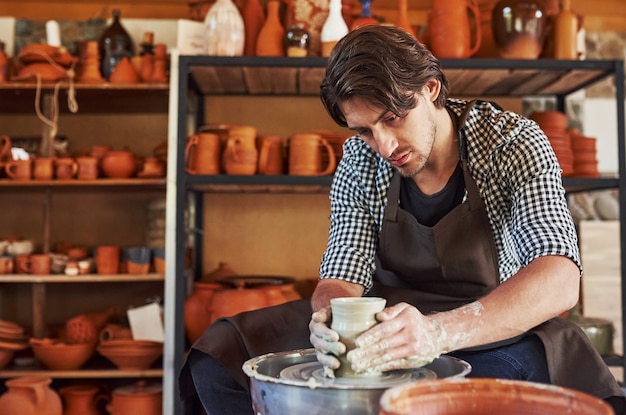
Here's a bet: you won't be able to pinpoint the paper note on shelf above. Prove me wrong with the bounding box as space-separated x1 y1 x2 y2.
127 302 165 342
177 19 206 55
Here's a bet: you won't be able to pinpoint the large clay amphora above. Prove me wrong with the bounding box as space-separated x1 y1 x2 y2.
60 385 105 415
428 0 481 58
0 376 62 415
184 282 222 344
222 125 258 175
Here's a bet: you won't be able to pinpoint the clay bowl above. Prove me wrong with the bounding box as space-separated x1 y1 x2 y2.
29 338 95 370
379 378 613 415
0 339 29 369
529 111 568 131
97 340 163 370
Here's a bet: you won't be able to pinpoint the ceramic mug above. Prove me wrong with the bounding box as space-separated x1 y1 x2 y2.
257 135 285 175
95 245 120 275
185 132 221 175
0 256 14 274
14 255 30 274
21 254 52 275
76 156 99 180
33 157 55 180
288 133 336 176
330 297 386 378
5 159 32 180
222 126 258 175
55 157 78 179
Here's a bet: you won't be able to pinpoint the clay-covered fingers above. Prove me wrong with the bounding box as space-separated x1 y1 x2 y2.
309 307 344 369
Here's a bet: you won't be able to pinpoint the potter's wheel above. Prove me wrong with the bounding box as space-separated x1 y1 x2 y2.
279 361 436 388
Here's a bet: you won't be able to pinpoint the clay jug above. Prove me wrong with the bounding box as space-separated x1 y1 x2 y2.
429 0 481 58
256 0 285 56
222 125 258 175
185 132 221 175
184 282 222 344
288 133 337 176
243 0 266 55
59 385 105 415
0 376 62 415
492 0 547 59
258 135 285 175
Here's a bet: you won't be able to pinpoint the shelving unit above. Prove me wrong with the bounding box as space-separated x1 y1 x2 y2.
0 84 169 384
167 55 625 414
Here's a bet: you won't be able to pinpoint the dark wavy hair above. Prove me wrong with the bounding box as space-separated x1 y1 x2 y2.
320 25 449 128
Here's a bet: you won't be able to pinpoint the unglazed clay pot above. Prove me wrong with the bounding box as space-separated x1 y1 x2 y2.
428 0 481 58
101 151 136 178
107 381 162 415
222 125 258 175
0 376 62 415
59 385 106 415
184 282 222 344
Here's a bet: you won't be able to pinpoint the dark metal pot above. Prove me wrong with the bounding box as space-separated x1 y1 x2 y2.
243 348 471 415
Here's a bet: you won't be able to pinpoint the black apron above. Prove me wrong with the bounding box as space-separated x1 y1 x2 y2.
179 102 624 410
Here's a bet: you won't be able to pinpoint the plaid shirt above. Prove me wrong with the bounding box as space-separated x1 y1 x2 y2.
319 99 582 291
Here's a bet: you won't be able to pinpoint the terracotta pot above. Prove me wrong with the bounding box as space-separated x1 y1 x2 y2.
378 378 613 415
0 376 62 415
184 282 221 344
107 381 162 415
256 0 285 56
101 151 136 179
59 385 106 415
222 126 258 175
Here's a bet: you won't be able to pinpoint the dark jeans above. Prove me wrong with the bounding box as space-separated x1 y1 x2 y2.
189 334 551 415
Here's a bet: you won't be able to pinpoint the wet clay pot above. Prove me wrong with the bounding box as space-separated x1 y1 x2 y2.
0 376 62 415
59 385 106 415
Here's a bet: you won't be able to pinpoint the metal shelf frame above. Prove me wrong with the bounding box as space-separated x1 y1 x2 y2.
164 55 625 415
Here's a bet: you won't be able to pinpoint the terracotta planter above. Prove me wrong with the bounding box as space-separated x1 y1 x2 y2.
378 378 613 415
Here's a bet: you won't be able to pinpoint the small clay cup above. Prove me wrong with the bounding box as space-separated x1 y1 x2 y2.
76 156 99 180
27 254 52 275
33 157 55 180
5 159 32 180
56 157 78 179
0 256 14 274
95 245 120 275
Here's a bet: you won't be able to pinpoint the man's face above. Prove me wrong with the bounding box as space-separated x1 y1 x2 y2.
339 92 437 178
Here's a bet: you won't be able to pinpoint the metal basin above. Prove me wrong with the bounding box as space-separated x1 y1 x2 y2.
243 348 471 415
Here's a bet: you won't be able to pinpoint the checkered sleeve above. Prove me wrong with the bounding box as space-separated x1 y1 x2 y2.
493 120 582 275
318 138 387 291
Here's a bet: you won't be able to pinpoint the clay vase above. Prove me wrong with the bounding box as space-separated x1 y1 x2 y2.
492 0 547 59
256 0 285 56
222 126 258 175
395 0 416 37
0 376 62 415
330 297 386 378
204 0 246 56
350 0 379 30
150 44 168 83
553 0 578 59
184 282 222 344
59 385 106 415
185 132 221 175
257 135 285 175
243 0 266 55
428 0 481 58
101 150 136 178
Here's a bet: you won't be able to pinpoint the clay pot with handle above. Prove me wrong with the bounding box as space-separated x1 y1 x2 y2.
428 0 481 58
0 376 62 415
222 125 258 175
288 133 336 176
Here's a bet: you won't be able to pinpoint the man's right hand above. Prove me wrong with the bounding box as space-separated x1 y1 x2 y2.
309 305 345 376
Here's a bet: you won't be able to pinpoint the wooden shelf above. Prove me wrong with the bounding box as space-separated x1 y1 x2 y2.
0 178 166 192
0 273 165 283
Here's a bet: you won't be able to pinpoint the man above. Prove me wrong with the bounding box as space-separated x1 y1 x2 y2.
180 25 625 414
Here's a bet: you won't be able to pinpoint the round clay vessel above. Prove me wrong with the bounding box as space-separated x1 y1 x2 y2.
107 381 162 415
184 282 221 344
0 376 62 415
101 151 136 178
59 385 105 415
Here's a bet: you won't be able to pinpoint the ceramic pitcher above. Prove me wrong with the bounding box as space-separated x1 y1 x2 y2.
288 133 337 176
428 0 481 58
0 376 62 415
185 132 221 175
257 135 285 175
222 125 258 175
